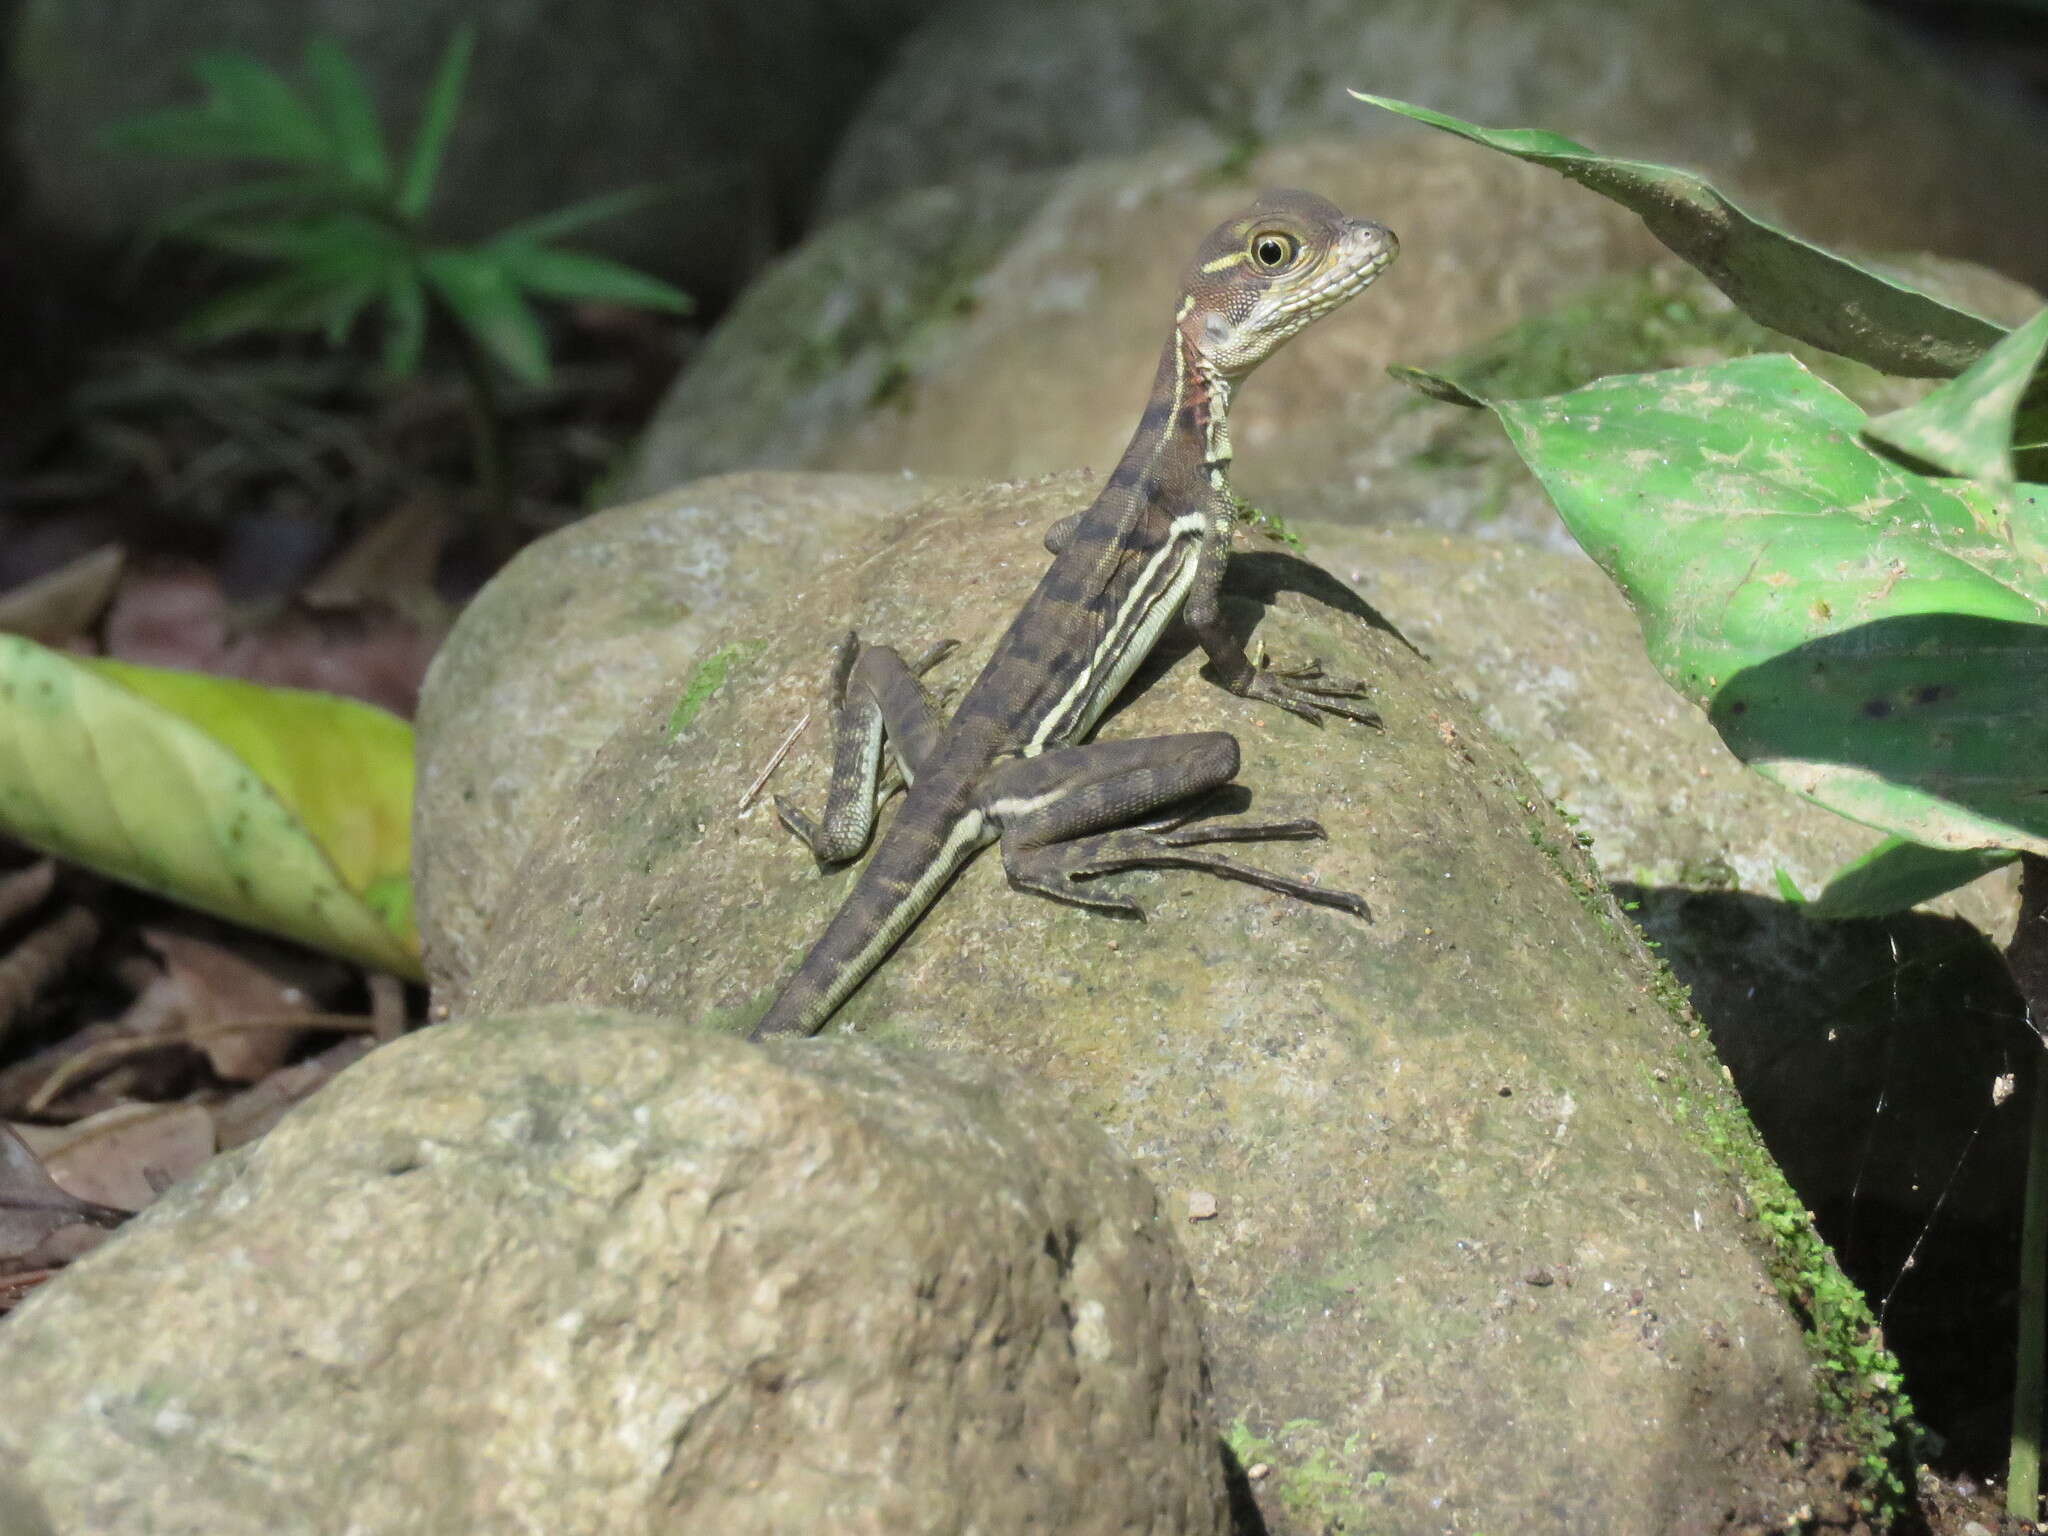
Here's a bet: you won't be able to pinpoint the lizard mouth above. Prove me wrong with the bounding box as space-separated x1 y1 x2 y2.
1263 224 1398 337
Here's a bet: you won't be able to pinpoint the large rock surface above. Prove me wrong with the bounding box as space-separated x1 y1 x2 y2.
417 471 1902 1532
418 473 2033 1297
0 1012 1230 1536
11 0 936 294
819 0 2048 294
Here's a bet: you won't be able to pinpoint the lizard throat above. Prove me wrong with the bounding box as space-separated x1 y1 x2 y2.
1180 332 1235 470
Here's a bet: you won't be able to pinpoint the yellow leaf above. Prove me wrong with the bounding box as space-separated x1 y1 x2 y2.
0 637 419 977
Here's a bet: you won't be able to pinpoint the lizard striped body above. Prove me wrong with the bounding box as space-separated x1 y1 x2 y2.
752 191 1396 1038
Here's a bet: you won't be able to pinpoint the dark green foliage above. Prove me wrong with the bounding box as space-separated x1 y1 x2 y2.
1360 96 2047 915
105 27 691 387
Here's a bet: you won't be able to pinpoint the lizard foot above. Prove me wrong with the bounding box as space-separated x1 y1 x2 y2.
1242 654 1382 728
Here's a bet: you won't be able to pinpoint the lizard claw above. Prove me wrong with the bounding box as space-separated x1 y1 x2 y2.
825 632 861 708
909 638 962 676
1247 654 1382 727
773 794 825 856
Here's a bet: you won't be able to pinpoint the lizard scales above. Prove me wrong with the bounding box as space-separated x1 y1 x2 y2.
752 190 1396 1038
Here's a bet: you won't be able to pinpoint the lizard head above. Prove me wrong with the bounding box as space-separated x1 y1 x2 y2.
1180 190 1397 380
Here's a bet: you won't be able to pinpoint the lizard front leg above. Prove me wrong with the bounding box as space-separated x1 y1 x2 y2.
983 733 1368 917
774 632 958 865
1043 509 1084 556
1183 490 1381 728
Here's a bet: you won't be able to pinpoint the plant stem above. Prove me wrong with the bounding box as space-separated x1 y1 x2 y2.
2010 852 2048 1525
448 318 511 541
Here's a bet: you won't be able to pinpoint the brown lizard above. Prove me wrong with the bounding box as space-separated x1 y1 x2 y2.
753 190 1396 1038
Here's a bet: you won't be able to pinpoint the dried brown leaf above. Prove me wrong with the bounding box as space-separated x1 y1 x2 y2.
212 1034 375 1149
0 545 126 645
143 928 314 1082
219 602 441 718
0 1021 129 1119
0 906 99 1049
29 1102 215 1212
300 491 457 624
23 1013 374 1114
101 560 230 672
0 1123 126 1265
0 860 55 932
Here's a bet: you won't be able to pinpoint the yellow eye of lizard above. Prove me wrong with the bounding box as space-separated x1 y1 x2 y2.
1250 232 1297 269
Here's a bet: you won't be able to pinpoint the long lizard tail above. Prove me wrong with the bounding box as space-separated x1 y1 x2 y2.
749 794 992 1038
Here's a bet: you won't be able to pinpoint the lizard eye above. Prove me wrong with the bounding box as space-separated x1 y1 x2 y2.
1250 232 1298 270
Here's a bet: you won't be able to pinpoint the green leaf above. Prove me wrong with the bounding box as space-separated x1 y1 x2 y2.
189 50 331 165
1349 93 2007 378
179 267 364 343
380 268 429 376
145 174 350 238
397 24 475 220
0 637 419 976
102 105 303 163
127 174 350 274
303 37 389 191
1773 867 1807 905
1389 363 1486 407
1808 835 2020 920
422 249 550 384
177 215 413 345
489 185 674 247
187 211 408 269
1710 610 2048 854
318 277 380 345
1465 354 2048 853
1866 307 2048 485
491 242 691 312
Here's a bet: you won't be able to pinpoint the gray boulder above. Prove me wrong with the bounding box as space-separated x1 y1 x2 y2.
12 0 938 293
820 0 2048 294
0 1011 1229 1536
419 471 1903 1533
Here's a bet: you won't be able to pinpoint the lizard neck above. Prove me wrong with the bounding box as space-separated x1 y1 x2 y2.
1177 319 1235 480
1106 314 1237 505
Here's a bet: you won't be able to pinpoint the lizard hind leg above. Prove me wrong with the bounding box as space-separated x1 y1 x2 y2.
774 632 962 866
986 732 1369 918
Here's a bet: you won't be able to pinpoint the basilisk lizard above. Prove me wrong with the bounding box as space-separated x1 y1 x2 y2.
751 190 1396 1038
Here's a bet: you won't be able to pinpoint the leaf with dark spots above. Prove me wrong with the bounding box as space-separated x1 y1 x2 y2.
1708 615 2048 853
0 637 419 974
1457 353 2047 853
